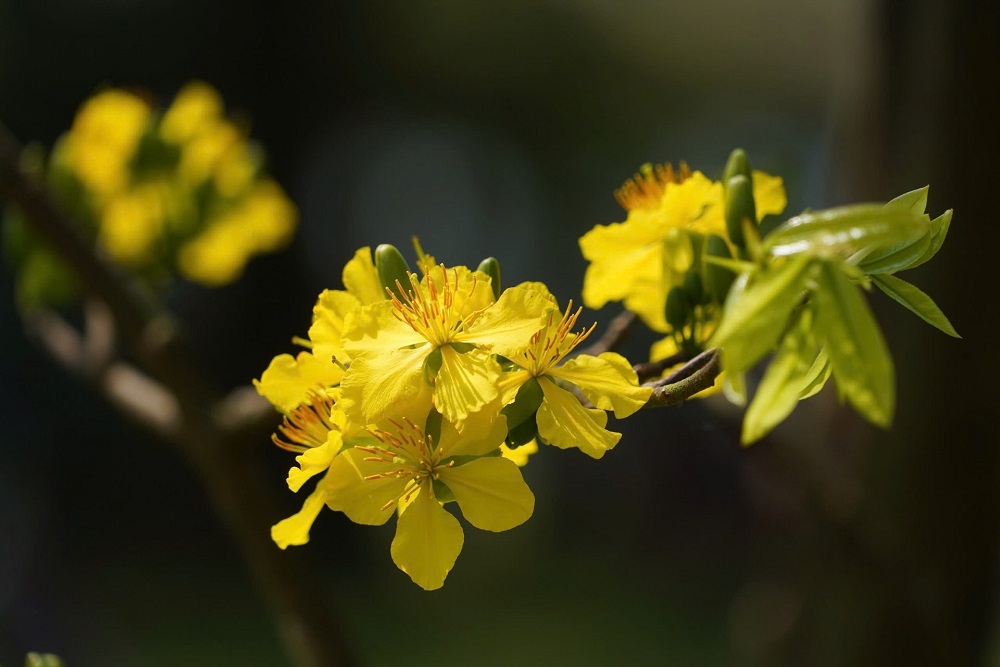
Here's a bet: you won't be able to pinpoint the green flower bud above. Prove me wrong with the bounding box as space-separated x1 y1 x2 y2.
375 243 412 301
501 377 543 429
703 234 736 303
683 270 706 305
476 256 502 300
432 479 457 503
725 175 757 249
665 285 693 331
723 148 753 184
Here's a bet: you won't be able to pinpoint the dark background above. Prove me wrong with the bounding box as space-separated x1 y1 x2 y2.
1 1 996 665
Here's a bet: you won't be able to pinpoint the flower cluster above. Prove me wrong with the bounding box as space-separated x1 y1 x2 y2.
579 159 786 395
255 243 651 589
3 81 296 305
580 149 956 445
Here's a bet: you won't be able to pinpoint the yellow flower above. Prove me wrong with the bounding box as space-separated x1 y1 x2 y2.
499 300 652 459
59 89 151 199
580 164 786 332
340 268 552 426
322 412 534 590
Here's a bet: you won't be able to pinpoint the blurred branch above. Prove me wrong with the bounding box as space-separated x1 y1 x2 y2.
1 120 356 667
579 309 636 356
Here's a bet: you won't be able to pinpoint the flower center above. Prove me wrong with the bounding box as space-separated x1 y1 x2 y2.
357 418 452 511
615 161 691 212
272 390 337 453
388 268 478 348
516 301 596 377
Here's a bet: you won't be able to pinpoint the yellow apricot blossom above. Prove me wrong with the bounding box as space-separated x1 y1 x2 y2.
322 412 533 590
500 300 651 459
340 268 552 426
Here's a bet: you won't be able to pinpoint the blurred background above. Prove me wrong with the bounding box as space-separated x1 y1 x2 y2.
1 0 996 665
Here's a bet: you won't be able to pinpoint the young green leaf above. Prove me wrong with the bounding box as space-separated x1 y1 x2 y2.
709 255 815 374
885 185 929 215
798 347 831 399
764 205 929 261
904 209 952 271
813 261 895 427
741 308 824 445
871 273 961 338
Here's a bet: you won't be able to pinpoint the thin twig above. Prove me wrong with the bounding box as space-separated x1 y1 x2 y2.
642 348 722 408
633 349 691 384
578 309 637 357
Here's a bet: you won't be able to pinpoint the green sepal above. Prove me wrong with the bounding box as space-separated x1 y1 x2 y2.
422 347 443 385
432 478 457 504
871 273 960 338
505 412 538 448
763 204 929 261
724 175 756 249
476 257 502 300
501 377 543 429
722 148 753 184
741 306 823 445
709 255 815 374
424 409 443 449
374 243 412 302
665 286 692 330
813 260 895 427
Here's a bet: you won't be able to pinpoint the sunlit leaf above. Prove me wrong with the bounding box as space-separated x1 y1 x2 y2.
742 307 824 445
905 209 952 271
871 273 961 338
764 205 929 261
709 255 815 374
885 185 928 215
813 261 894 427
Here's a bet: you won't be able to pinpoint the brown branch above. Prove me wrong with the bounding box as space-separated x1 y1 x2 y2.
2 120 356 667
633 349 691 384
578 309 637 357
642 348 722 408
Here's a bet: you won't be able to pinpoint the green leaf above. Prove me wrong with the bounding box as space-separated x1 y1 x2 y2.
885 185 929 215
798 347 831 399
813 261 895 427
709 255 815 374
764 205 929 261
856 232 931 274
741 307 824 445
871 273 961 338
905 209 952 271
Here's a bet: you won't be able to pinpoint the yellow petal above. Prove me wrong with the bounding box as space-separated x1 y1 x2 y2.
342 246 385 305
536 377 620 459
662 171 725 236
501 439 538 467
438 457 534 532
752 170 787 219
341 301 426 358
391 485 464 590
579 218 661 310
340 345 431 424
253 352 343 413
287 433 343 492
271 483 328 549
461 283 553 357
323 448 406 526
434 346 501 424
308 289 361 362
437 412 508 458
549 352 651 418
